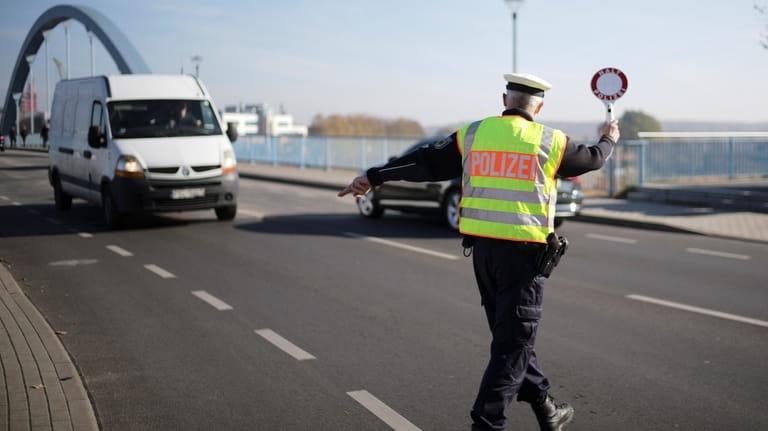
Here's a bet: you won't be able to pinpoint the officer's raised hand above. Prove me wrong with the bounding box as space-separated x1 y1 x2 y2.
338 175 372 197
600 120 620 143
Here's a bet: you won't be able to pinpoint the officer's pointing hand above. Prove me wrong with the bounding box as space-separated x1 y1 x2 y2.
600 120 620 143
338 175 372 197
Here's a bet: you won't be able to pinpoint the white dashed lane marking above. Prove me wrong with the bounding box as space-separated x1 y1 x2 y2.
144 264 176 279
191 290 233 311
347 390 422 431
685 247 750 261
343 232 459 261
106 245 133 257
627 294 768 328
254 329 316 361
586 233 638 244
78 232 94 238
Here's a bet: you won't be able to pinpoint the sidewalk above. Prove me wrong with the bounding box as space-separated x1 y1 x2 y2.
0 264 99 431
236 161 768 244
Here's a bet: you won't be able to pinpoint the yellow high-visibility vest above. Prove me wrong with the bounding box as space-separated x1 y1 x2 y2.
456 116 567 243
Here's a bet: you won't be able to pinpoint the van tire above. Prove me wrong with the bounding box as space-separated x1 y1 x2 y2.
215 205 237 221
102 188 123 229
53 175 72 211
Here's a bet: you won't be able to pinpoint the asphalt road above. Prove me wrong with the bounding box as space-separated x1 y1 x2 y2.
1 151 767 431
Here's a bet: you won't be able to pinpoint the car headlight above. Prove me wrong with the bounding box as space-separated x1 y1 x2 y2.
222 149 237 174
115 155 145 178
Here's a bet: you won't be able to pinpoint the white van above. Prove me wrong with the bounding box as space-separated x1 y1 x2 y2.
48 74 239 228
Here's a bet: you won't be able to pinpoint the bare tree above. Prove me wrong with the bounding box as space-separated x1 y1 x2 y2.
757 4 768 49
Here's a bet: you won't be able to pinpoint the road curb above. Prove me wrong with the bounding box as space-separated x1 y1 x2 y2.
0 263 99 431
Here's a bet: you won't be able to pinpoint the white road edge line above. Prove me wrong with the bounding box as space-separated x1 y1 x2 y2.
685 247 750 261
191 290 233 311
144 264 177 279
586 233 638 244
626 294 768 328
347 390 422 431
237 208 265 220
343 232 459 261
254 329 316 361
106 245 133 257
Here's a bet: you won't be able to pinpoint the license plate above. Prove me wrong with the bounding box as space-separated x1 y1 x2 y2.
170 188 205 199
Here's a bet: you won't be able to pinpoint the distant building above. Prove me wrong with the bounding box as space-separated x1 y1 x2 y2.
221 103 307 137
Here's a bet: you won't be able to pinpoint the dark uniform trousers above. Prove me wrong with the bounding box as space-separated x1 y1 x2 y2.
470 236 551 431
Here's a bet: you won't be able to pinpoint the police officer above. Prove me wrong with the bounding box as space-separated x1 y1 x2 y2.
339 73 619 431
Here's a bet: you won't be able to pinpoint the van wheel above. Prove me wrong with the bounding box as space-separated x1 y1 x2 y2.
215 205 237 221
554 218 564 228
442 189 460 230
53 176 72 211
102 188 123 229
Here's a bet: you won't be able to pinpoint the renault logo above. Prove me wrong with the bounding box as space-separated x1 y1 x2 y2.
182 166 190 177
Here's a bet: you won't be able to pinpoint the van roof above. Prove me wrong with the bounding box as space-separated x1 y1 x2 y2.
105 74 208 100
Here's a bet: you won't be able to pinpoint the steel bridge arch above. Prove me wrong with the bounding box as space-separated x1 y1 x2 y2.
2 4 151 134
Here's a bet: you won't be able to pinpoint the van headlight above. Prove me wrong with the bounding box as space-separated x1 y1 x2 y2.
222 149 237 175
115 155 145 178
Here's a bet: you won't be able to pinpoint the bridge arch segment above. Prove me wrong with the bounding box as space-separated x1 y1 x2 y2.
2 4 151 134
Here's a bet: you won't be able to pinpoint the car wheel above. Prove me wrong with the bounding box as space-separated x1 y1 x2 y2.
356 192 383 218
443 189 461 230
215 205 237 221
52 174 72 211
102 187 123 229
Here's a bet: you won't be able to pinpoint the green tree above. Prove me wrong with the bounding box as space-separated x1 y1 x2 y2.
308 114 424 137
618 110 662 140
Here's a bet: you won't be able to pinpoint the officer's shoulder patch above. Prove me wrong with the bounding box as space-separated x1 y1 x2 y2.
432 136 454 150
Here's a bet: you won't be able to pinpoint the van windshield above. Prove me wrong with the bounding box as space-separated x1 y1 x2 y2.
107 100 222 138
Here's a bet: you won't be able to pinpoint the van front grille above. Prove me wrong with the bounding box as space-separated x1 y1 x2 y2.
192 165 220 172
148 167 179 174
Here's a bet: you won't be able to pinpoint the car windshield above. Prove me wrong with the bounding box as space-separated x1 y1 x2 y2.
107 100 222 139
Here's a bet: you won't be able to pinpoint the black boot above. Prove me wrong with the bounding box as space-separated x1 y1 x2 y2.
531 394 574 431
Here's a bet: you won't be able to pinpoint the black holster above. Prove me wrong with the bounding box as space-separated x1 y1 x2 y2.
536 233 569 278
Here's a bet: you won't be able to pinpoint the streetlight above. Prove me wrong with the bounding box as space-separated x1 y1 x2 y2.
503 0 525 72
42 29 51 122
63 19 72 79
12 93 21 146
87 30 95 76
191 55 203 78
26 54 36 137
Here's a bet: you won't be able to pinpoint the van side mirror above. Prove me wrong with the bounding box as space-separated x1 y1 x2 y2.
88 126 106 148
226 122 238 143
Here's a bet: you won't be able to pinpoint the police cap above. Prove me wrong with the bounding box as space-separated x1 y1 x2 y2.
503 73 552 97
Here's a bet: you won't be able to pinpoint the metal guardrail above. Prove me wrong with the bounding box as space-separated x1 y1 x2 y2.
9 132 766 197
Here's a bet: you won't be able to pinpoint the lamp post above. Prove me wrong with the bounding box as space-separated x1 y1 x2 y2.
87 30 95 76
191 55 203 78
42 29 51 122
503 0 525 72
63 19 72 79
12 93 21 146
26 54 36 137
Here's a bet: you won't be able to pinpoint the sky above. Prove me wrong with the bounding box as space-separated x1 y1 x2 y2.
1 0 767 129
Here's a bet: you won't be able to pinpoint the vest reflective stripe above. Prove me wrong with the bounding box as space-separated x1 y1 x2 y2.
457 116 566 243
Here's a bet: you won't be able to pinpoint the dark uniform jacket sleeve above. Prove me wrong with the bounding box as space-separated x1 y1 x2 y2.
366 113 617 185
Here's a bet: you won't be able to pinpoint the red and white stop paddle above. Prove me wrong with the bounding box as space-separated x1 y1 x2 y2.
591 67 628 121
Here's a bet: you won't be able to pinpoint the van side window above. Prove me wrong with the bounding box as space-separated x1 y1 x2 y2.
91 102 104 135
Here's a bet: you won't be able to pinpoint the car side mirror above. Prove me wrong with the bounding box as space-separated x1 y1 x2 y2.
226 122 238 143
88 126 106 148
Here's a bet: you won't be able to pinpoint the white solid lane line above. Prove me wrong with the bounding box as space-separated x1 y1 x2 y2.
254 329 316 361
627 294 768 328
347 390 422 431
685 247 751 261
144 264 177 279
343 232 459 261
586 233 638 244
191 290 233 311
106 245 133 257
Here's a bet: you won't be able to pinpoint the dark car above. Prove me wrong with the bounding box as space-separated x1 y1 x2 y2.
356 137 583 229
